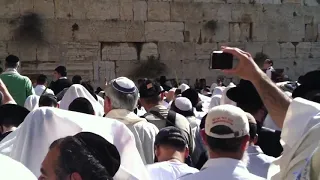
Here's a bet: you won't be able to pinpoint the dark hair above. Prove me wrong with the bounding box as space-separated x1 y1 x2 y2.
72 75 82 84
55 66 67 77
5 55 19 68
81 82 98 101
141 95 161 105
174 89 182 96
159 76 166 84
182 89 199 107
170 101 194 117
50 137 114 180
206 126 247 153
265 59 273 66
37 74 47 85
39 94 58 107
249 123 257 140
68 97 95 115
95 87 103 94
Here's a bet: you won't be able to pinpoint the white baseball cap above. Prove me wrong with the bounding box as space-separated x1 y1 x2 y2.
205 104 249 139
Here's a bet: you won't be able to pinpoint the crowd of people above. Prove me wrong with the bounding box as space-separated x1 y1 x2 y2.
0 47 319 180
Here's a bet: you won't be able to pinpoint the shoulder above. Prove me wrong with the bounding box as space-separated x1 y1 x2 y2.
134 120 159 133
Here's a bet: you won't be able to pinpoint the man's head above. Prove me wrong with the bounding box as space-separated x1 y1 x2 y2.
200 78 206 88
0 104 30 133
138 80 162 111
154 126 189 163
292 70 320 103
72 75 82 84
159 76 167 85
39 94 58 108
263 59 273 69
104 77 138 114
170 97 194 118
182 88 199 108
217 76 224 86
227 80 267 124
5 55 20 69
201 105 250 160
53 66 67 80
37 74 48 86
69 97 95 115
39 132 120 180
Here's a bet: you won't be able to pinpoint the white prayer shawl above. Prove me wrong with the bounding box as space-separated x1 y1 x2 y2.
24 95 40 111
209 94 222 109
210 83 218 93
60 84 104 116
212 87 225 96
106 109 159 165
97 95 105 107
268 98 320 180
0 154 37 180
0 107 150 180
220 85 236 106
178 84 190 93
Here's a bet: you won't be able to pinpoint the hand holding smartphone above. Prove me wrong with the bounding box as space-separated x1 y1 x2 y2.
210 51 234 70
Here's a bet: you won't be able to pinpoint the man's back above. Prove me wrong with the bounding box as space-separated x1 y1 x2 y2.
180 158 265 180
50 78 72 95
247 146 275 178
0 73 33 106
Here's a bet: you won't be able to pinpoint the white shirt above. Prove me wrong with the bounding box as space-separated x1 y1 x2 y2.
147 161 199 180
34 85 54 96
180 158 265 180
247 146 276 178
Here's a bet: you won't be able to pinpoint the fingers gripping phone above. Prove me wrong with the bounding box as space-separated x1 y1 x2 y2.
210 51 233 70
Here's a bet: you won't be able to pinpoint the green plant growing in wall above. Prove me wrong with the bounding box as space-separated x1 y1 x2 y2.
131 55 168 79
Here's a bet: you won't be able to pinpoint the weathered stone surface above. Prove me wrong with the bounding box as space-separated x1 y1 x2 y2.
148 2 170 21
280 42 296 59
0 20 11 41
120 1 134 20
231 4 262 23
0 42 7 60
303 0 319 6
244 42 263 57
255 0 281 4
102 43 137 61
0 0 20 18
311 42 320 58
34 0 55 18
170 2 204 22
196 43 218 61
93 61 116 87
159 42 195 61
282 0 302 3
63 42 100 62
263 42 281 59
305 24 318 42
134 1 147 21
115 61 140 78
229 23 250 42
202 21 230 42
54 0 72 18
296 42 312 58
145 22 184 42
140 43 159 60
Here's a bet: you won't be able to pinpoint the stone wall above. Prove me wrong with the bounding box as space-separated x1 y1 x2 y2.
0 0 320 87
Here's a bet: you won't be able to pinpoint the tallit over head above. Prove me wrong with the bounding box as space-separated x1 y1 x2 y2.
24 95 40 111
220 84 236 106
0 107 149 180
60 84 104 116
0 153 37 180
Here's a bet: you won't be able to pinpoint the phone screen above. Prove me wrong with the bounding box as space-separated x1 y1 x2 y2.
210 51 233 70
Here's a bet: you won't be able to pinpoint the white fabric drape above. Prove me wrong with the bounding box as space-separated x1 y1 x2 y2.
220 84 236 106
0 154 37 180
24 95 40 111
60 84 104 116
0 107 150 180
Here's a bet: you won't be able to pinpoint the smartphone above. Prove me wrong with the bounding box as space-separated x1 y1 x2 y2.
210 51 233 69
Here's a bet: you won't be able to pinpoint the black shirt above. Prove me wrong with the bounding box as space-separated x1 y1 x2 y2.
49 78 72 95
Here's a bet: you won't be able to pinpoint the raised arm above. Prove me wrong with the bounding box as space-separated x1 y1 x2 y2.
221 47 291 128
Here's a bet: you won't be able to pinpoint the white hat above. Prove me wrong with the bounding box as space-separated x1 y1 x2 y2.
205 104 249 139
112 77 137 94
178 84 190 93
174 97 193 111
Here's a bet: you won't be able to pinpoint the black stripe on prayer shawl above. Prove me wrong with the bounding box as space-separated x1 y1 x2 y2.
112 80 136 94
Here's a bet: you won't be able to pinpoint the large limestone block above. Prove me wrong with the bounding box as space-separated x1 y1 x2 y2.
148 2 170 21
115 61 140 78
202 21 230 42
54 0 72 18
244 42 263 57
102 43 137 61
120 1 134 20
274 59 304 80
303 0 319 6
311 43 320 58
282 0 302 3
255 0 281 4
158 42 195 61
63 42 100 62
140 43 159 60
196 43 218 61
231 4 262 23
0 20 11 41
305 24 318 42
0 42 7 60
170 2 204 22
280 42 296 59
145 22 184 42
263 42 280 59
33 0 55 18
303 59 320 74
0 0 20 18
296 42 312 58
229 23 250 42
93 61 116 86
134 1 147 21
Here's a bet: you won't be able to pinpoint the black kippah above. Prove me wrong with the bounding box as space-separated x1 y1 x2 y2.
74 132 121 177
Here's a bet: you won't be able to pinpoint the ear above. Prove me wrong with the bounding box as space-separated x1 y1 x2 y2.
70 172 82 180
56 104 60 108
184 147 190 158
155 145 160 158
241 135 250 152
253 134 258 145
200 129 208 146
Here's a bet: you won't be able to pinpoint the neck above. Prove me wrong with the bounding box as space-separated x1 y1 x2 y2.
160 152 185 163
208 150 243 160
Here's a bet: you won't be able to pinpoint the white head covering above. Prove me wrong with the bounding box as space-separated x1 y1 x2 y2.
60 84 104 116
178 83 190 93
174 97 193 111
220 83 237 106
212 87 225 96
0 107 149 180
209 94 222 109
0 154 37 180
24 95 40 111
210 83 218 93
